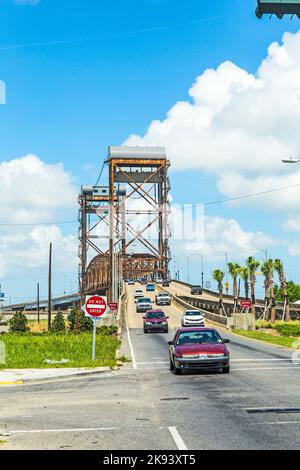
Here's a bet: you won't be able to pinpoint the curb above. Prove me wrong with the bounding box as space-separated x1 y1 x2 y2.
0 367 111 386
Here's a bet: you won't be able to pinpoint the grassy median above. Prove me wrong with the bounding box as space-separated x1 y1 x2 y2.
234 330 300 349
0 331 120 369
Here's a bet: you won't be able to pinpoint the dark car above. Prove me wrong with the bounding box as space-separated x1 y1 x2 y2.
136 297 153 313
143 310 169 334
191 285 203 295
162 280 170 287
168 327 230 375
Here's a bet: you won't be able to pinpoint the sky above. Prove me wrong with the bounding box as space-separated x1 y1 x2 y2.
1 0 300 303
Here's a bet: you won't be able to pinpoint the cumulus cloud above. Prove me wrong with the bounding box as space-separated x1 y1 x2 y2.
0 155 77 277
0 155 77 224
124 30 300 212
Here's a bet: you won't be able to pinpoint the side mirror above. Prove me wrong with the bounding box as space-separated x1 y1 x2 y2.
166 316 169 319
168 341 174 346
223 339 230 344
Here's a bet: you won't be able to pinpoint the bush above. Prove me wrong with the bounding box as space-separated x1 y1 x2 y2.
274 323 300 338
51 311 66 333
68 308 93 332
9 311 29 333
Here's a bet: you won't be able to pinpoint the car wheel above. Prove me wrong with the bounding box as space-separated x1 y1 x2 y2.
165 328 169 334
144 329 148 334
172 358 181 375
222 365 230 374
169 358 174 371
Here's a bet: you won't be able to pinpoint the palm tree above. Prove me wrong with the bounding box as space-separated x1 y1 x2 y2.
274 259 291 322
239 267 250 300
212 269 225 316
261 259 276 322
246 257 260 316
228 262 240 313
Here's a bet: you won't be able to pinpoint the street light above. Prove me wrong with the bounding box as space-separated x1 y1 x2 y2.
192 253 204 288
216 250 229 294
185 255 190 285
251 248 269 261
282 158 300 164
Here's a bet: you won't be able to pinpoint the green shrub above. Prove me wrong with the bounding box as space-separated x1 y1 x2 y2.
68 308 93 332
51 311 66 333
274 323 300 337
9 311 29 333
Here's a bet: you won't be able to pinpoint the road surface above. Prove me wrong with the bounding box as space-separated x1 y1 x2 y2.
0 283 299 450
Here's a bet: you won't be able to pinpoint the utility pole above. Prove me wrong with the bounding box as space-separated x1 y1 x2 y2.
48 242 52 331
37 282 40 324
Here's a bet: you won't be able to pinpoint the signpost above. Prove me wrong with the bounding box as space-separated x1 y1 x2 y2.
82 295 108 361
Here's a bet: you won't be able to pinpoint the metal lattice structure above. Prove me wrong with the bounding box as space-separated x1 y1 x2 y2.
78 146 171 302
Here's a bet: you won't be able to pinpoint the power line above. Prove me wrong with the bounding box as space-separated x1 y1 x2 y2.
204 182 300 206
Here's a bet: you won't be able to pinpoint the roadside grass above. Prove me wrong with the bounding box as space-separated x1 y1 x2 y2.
234 330 300 349
0 332 120 369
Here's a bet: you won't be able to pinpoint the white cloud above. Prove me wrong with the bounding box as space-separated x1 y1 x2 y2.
0 154 78 278
124 30 300 212
0 155 77 224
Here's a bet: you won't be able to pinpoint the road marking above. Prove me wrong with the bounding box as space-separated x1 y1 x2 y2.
232 366 300 371
231 359 292 362
7 427 117 435
137 361 169 365
125 300 137 370
168 427 187 451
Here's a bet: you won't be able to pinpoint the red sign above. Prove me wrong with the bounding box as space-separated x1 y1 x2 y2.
108 302 118 311
240 300 252 309
85 295 107 318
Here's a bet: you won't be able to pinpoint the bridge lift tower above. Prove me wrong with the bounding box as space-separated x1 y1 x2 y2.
78 146 171 303
108 146 171 301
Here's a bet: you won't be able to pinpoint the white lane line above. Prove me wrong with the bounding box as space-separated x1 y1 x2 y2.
137 361 169 365
231 359 292 362
8 427 117 434
168 427 188 451
125 301 137 370
232 366 300 371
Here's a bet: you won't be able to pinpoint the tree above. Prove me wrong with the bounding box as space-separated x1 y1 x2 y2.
246 257 260 316
274 281 300 304
274 259 291 322
261 259 276 322
68 308 93 332
239 267 250 300
51 311 66 333
212 269 225 316
228 262 240 313
9 311 29 333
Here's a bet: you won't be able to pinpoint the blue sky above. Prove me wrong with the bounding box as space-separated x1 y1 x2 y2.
1 0 300 302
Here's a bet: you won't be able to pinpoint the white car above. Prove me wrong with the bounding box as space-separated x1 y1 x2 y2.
134 289 144 301
181 310 205 327
156 278 163 284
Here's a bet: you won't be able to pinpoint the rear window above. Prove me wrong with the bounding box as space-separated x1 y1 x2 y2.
138 298 151 303
185 311 201 317
177 330 222 345
146 312 165 319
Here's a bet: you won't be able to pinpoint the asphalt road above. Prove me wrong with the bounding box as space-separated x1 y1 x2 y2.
0 283 299 450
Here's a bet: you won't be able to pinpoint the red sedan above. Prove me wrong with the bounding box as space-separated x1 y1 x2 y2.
168 327 230 375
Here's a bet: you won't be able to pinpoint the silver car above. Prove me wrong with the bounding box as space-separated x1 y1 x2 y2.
136 297 153 313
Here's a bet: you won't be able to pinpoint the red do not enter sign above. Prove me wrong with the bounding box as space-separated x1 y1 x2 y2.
85 295 107 318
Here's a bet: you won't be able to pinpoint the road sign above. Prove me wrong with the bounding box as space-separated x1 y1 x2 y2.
108 302 118 311
84 295 107 318
240 300 252 309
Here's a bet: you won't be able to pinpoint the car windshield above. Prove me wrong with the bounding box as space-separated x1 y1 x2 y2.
135 291 143 294
192 286 201 289
177 330 222 345
185 311 201 317
147 312 165 319
138 298 151 303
